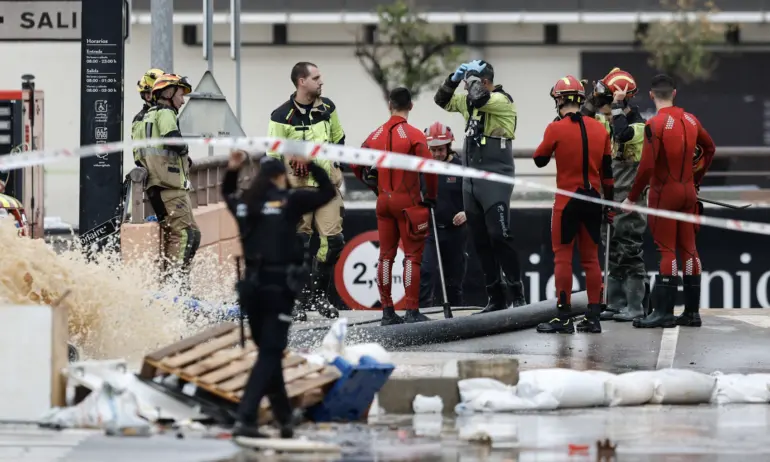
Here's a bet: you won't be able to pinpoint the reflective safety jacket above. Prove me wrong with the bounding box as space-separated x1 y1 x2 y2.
142 106 190 191
266 94 345 189
434 75 518 144
131 103 152 167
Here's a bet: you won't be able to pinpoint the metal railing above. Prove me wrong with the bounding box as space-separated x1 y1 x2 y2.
128 155 259 224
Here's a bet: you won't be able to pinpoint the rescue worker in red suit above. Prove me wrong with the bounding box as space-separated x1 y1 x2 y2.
625 74 716 329
352 87 439 326
532 76 615 334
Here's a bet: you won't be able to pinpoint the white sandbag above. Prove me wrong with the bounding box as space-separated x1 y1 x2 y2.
710 373 770 404
456 378 558 412
648 369 716 404
344 343 391 365
517 369 611 408
606 371 658 406
458 377 512 403
413 395 444 414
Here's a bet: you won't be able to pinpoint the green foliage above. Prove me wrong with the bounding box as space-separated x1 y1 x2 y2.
355 0 465 104
638 0 725 83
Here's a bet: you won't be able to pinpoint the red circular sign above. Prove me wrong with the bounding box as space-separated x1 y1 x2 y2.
334 230 406 311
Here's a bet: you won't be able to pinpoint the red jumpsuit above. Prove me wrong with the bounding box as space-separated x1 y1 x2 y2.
533 113 614 305
354 116 438 309
627 106 716 277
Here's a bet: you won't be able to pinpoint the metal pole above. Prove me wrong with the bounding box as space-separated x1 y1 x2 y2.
151 0 174 71
231 0 242 121
204 0 214 71
21 74 36 239
204 0 214 156
430 209 453 319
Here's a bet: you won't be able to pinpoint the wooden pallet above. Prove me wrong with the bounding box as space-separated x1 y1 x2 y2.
140 322 341 421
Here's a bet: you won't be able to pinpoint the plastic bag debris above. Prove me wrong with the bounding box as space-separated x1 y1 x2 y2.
606 371 658 406
316 318 392 365
40 380 151 435
517 369 610 408
710 373 770 404
649 369 716 404
412 394 444 414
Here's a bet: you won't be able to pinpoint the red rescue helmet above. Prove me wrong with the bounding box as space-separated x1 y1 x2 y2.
425 122 454 147
550 75 586 105
596 67 638 99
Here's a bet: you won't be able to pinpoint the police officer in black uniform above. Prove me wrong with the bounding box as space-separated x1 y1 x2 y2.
223 149 336 439
419 122 468 308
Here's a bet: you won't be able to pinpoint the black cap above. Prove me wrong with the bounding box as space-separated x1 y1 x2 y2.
259 155 287 177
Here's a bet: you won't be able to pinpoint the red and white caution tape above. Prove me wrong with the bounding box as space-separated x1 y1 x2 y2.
1 136 769 236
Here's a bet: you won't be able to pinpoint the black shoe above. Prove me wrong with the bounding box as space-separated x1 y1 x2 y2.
507 280 527 307
316 299 339 319
233 421 268 439
474 282 508 315
577 303 603 333
633 275 679 329
675 274 702 327
675 312 702 327
537 316 575 334
381 306 405 326
613 277 646 322
279 424 294 439
404 309 431 323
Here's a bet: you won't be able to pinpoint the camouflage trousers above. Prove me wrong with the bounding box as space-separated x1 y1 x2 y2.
601 159 649 282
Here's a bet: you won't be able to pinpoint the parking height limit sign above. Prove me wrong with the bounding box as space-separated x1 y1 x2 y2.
79 0 125 246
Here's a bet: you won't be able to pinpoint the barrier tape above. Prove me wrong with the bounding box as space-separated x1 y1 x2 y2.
1 136 769 236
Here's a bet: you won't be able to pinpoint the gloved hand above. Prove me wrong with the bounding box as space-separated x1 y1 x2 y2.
290 159 309 177
362 167 378 189
451 63 468 82
465 59 487 75
420 199 437 209
603 205 616 225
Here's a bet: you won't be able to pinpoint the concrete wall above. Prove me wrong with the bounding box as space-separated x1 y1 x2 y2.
120 202 242 286
4 22 770 225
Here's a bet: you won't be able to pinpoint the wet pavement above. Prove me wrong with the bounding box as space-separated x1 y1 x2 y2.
4 309 769 461
296 307 770 375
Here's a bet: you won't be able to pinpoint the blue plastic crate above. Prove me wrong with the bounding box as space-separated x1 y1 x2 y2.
308 355 395 422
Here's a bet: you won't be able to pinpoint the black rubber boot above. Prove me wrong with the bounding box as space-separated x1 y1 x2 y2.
232 421 269 439
633 275 679 328
506 280 527 307
676 274 702 327
310 259 338 319
600 276 626 320
380 306 404 326
576 303 603 333
613 277 646 322
474 282 508 315
404 309 431 323
537 294 575 334
642 281 651 316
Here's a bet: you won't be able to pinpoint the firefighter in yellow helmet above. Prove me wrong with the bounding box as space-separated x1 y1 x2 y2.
142 73 200 293
132 68 164 167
